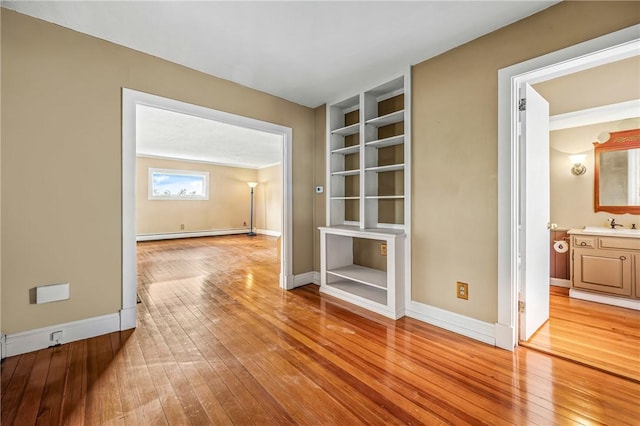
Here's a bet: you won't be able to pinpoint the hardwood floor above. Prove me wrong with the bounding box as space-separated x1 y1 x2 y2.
521 286 640 382
2 235 640 425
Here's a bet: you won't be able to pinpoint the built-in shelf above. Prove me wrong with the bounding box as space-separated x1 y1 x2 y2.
322 73 409 319
331 145 360 155
365 195 405 199
327 265 387 290
331 123 360 136
365 163 405 173
365 110 404 127
326 281 387 305
366 135 405 149
331 169 360 176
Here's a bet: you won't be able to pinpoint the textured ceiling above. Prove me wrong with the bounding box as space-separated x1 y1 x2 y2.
136 105 282 169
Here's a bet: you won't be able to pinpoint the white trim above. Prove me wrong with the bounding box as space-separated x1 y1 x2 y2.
123 88 294 300
120 307 137 330
3 313 121 358
549 100 640 131
497 25 640 351
136 229 248 241
406 300 496 346
570 289 640 311
256 229 282 237
550 278 571 288
0 334 5 360
292 271 317 288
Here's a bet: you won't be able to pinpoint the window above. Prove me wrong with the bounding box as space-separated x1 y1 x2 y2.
148 168 209 200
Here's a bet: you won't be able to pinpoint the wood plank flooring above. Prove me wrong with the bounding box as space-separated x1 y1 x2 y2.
2 235 640 425
521 286 640 382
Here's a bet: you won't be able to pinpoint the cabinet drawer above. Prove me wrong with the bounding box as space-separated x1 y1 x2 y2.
599 237 640 251
573 236 596 248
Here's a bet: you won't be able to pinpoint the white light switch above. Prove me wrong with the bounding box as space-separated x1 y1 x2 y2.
36 282 70 304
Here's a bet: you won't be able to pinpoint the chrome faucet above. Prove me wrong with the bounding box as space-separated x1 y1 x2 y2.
609 218 623 229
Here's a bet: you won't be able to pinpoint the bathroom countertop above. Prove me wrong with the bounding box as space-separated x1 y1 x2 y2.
568 227 640 239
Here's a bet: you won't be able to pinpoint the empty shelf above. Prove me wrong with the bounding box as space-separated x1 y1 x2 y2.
331 196 360 200
327 265 387 290
331 169 360 176
331 145 360 155
365 110 404 127
365 163 404 173
331 123 360 136
366 135 405 148
365 195 405 199
326 280 387 305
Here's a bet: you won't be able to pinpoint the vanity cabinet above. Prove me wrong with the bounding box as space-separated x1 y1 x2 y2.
570 232 640 299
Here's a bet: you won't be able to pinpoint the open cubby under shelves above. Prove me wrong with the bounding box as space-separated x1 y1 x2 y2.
327 264 387 290
325 281 387 305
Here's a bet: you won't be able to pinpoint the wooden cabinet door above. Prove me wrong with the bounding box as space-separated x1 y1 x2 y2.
573 249 632 296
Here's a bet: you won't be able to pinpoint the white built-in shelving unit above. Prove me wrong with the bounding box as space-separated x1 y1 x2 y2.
320 73 410 319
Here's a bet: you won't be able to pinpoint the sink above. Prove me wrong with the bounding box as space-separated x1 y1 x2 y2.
583 226 640 236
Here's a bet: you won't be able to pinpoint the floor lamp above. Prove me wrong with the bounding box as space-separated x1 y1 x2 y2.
247 182 258 236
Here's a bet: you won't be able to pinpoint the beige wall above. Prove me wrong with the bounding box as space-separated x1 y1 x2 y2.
1 10 315 334
136 157 259 234
410 1 639 323
256 164 282 233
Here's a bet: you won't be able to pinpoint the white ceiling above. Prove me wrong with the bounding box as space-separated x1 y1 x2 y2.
2 0 558 108
136 105 283 168
4 1 561 167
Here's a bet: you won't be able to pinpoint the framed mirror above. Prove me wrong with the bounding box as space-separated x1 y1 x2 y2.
594 128 640 214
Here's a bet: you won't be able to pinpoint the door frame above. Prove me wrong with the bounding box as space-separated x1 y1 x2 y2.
121 89 294 330
496 25 640 350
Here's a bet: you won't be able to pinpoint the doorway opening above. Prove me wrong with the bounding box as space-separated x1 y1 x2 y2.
496 25 640 351
122 89 294 329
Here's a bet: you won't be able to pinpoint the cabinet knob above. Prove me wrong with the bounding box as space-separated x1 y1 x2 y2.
620 256 627 261
580 242 587 246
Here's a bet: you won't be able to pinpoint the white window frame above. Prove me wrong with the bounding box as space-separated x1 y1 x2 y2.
148 168 210 201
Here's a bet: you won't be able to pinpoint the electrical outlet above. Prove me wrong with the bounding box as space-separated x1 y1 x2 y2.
380 243 387 256
180 224 185 230
243 221 247 227
457 282 469 300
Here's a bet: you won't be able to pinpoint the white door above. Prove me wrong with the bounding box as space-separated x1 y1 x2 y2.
520 83 550 341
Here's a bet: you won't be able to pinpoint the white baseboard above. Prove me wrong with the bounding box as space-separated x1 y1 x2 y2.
570 289 640 311
137 229 281 241
120 307 137 330
2 312 123 358
494 323 515 351
256 229 281 237
291 271 319 288
550 278 571 288
406 300 496 346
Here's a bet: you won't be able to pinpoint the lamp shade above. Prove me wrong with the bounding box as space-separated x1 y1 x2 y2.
247 182 259 188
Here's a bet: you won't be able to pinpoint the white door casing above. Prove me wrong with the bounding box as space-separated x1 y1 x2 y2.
122 89 295 331
519 84 550 341
496 25 640 350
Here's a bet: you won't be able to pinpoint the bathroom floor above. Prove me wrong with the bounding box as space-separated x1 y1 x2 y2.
521 286 640 382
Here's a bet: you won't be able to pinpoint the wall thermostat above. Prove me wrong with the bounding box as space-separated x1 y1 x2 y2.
315 186 324 194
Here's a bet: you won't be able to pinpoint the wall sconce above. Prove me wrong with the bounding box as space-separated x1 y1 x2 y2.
247 182 258 236
569 154 586 176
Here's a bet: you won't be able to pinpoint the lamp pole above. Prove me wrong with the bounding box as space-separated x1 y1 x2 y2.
247 182 258 236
